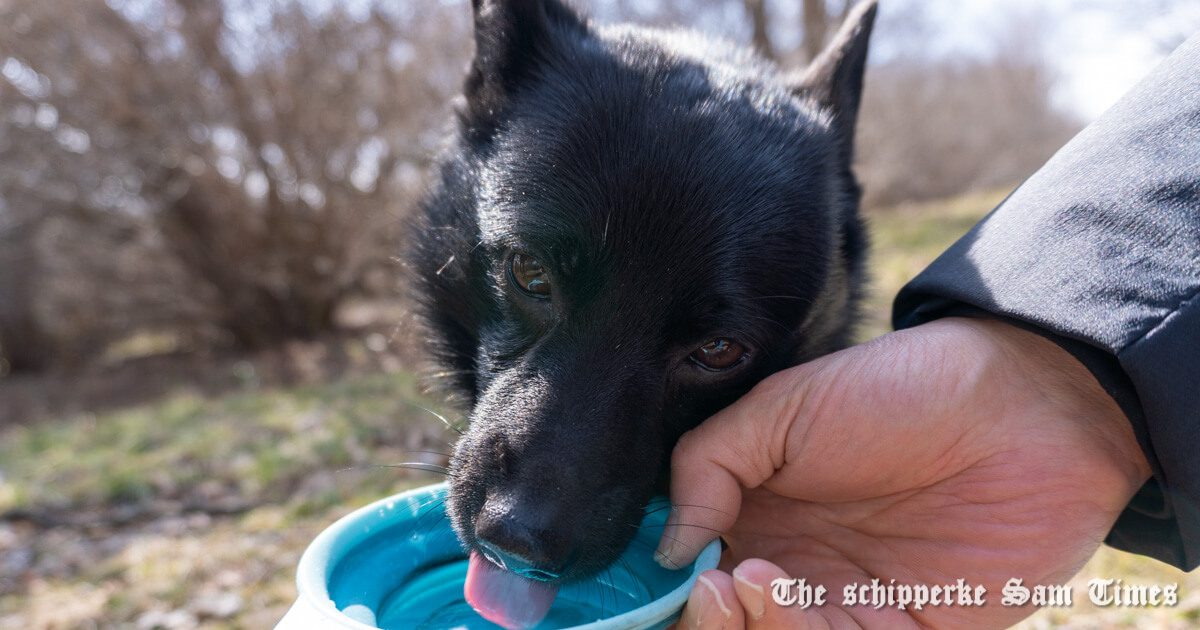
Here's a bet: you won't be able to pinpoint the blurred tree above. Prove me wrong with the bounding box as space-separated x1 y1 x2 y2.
745 0 777 61
0 0 470 369
740 0 853 65
856 5 1082 205
800 0 830 63
733 0 1082 206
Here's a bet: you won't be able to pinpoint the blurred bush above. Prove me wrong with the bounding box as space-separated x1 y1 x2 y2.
855 6 1082 206
0 0 470 370
857 53 1080 207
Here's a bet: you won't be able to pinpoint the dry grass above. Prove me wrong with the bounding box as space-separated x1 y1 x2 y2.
0 365 452 630
858 187 1012 342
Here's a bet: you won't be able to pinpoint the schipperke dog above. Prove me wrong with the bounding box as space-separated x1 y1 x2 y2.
408 0 875 626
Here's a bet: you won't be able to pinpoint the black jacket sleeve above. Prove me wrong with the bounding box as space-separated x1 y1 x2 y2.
892 34 1200 570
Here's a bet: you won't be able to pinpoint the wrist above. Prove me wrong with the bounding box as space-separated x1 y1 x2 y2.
942 316 1152 491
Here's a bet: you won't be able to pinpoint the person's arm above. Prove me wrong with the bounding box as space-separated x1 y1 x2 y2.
894 33 1200 571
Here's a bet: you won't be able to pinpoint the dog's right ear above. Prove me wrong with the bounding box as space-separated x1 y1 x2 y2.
463 0 585 139
793 0 876 160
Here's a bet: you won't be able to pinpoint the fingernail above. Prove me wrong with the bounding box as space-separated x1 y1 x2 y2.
682 574 731 630
733 567 765 620
654 507 680 569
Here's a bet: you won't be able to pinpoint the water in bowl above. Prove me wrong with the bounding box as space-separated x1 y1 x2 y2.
376 556 655 629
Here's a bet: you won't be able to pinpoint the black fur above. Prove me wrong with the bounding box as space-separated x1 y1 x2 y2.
408 0 877 584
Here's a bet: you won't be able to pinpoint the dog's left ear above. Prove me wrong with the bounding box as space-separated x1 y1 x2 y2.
463 0 587 140
794 0 877 157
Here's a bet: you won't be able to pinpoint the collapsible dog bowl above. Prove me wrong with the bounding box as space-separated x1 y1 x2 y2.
274 483 721 630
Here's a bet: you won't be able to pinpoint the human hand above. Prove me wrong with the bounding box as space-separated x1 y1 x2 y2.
655 318 1151 629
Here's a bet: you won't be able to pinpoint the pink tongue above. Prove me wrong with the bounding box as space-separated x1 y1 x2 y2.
464 551 560 630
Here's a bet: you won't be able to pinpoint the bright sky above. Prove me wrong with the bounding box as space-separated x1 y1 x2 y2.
1054 19 1164 121
908 0 1194 122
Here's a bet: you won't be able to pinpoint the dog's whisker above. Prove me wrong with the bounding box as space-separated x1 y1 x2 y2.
403 401 465 435
658 521 725 535
620 555 651 600
624 532 708 570
747 294 815 304
426 368 474 384
404 496 452 542
396 448 454 458
596 565 615 618
642 501 735 518
745 313 795 335
642 503 671 517
390 462 451 474
337 463 451 476
627 519 725 537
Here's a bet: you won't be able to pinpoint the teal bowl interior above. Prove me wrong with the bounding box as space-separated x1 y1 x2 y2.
276 483 722 630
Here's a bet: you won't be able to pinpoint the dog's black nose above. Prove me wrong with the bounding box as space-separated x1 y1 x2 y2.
474 494 573 581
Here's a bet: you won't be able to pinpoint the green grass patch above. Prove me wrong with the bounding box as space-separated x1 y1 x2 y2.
858 188 1011 341
0 371 454 515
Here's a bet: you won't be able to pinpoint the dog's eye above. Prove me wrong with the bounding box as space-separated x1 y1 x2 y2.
508 252 551 298
690 339 747 371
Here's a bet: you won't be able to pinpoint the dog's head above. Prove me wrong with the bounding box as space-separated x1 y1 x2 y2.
411 0 875 606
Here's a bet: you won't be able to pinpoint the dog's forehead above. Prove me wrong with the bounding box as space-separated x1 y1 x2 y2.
477 37 837 253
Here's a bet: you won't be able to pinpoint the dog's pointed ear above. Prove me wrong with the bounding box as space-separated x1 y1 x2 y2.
794 0 876 154
463 0 585 138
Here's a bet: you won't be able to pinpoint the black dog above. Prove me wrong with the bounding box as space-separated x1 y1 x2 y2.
409 0 875 626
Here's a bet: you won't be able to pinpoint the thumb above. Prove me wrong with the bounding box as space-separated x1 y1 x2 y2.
654 371 806 569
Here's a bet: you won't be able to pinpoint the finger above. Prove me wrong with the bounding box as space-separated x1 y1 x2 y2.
656 371 806 569
678 570 743 630
732 559 822 630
